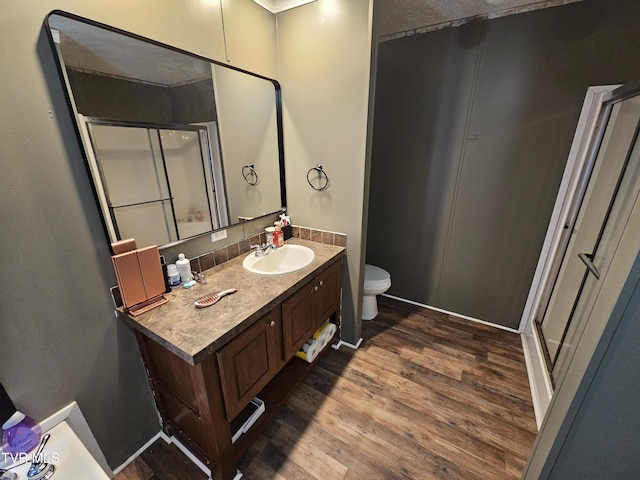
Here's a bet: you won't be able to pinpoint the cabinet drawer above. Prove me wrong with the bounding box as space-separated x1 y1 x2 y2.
216 308 281 419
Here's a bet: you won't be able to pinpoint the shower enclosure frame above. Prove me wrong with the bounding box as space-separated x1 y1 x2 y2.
520 85 617 425
78 116 226 247
522 79 640 425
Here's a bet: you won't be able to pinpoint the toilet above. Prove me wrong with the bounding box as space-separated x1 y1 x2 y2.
362 264 391 320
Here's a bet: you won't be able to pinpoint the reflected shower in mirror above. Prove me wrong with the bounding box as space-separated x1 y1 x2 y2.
83 119 222 246
45 11 285 249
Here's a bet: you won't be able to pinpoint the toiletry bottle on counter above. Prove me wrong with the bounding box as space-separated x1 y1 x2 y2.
273 222 284 247
265 226 275 245
176 254 192 283
167 264 181 288
160 256 172 293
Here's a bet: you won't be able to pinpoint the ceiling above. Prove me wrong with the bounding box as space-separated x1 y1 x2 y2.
49 1 585 86
251 0 318 13
375 0 584 38
251 0 585 38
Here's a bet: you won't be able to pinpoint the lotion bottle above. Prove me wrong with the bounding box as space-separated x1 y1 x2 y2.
176 253 192 283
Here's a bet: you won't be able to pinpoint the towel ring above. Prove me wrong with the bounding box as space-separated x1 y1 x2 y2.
307 164 329 191
242 163 259 186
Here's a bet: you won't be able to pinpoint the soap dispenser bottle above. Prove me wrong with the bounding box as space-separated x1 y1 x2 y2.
175 253 192 284
273 222 284 247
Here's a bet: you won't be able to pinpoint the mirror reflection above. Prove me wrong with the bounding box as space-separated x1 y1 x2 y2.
83 120 221 246
46 11 285 248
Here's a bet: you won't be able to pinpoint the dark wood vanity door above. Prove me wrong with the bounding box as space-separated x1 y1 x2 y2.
216 308 281 420
136 332 214 463
313 259 342 330
281 281 315 361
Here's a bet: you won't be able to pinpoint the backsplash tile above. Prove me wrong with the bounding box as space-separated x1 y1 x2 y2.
296 226 347 247
334 233 347 247
189 225 346 273
189 257 200 272
322 231 334 245
249 233 265 247
199 252 215 271
213 248 228 265
311 230 323 243
226 243 240 260
295 226 311 240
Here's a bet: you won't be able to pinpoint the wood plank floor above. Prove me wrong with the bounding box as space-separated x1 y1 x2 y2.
115 296 537 480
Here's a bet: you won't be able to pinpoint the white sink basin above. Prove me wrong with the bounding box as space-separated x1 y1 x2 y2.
243 244 314 275
8 421 109 479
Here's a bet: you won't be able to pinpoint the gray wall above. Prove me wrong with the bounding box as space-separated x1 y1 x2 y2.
368 0 640 328
0 31 160 469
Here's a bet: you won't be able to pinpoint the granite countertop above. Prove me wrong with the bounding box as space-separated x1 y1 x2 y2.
121 238 345 365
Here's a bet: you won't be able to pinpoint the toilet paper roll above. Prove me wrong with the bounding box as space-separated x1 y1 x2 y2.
304 340 323 363
312 321 332 339
314 322 336 342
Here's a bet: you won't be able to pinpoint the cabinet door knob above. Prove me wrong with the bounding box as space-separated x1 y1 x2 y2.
269 320 275 327
314 286 318 292
319 280 323 286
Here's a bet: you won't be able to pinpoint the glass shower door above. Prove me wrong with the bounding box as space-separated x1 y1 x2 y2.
159 129 214 240
88 124 177 247
537 93 640 385
552 116 640 383
86 120 219 247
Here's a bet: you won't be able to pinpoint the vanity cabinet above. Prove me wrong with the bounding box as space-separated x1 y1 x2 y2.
217 307 283 419
282 259 342 359
133 254 342 480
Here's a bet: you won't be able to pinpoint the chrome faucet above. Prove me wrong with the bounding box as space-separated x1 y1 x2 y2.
251 243 277 256
27 434 55 479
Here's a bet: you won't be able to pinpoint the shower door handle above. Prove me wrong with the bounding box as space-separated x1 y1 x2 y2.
578 253 601 280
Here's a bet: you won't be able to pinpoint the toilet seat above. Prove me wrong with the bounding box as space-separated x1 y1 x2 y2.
364 264 391 292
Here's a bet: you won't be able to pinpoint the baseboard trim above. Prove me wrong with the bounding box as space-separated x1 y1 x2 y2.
114 432 244 480
112 431 163 476
164 433 213 478
332 338 363 350
382 294 520 333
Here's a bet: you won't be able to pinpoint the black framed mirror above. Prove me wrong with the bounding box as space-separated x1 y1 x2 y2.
44 10 286 250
